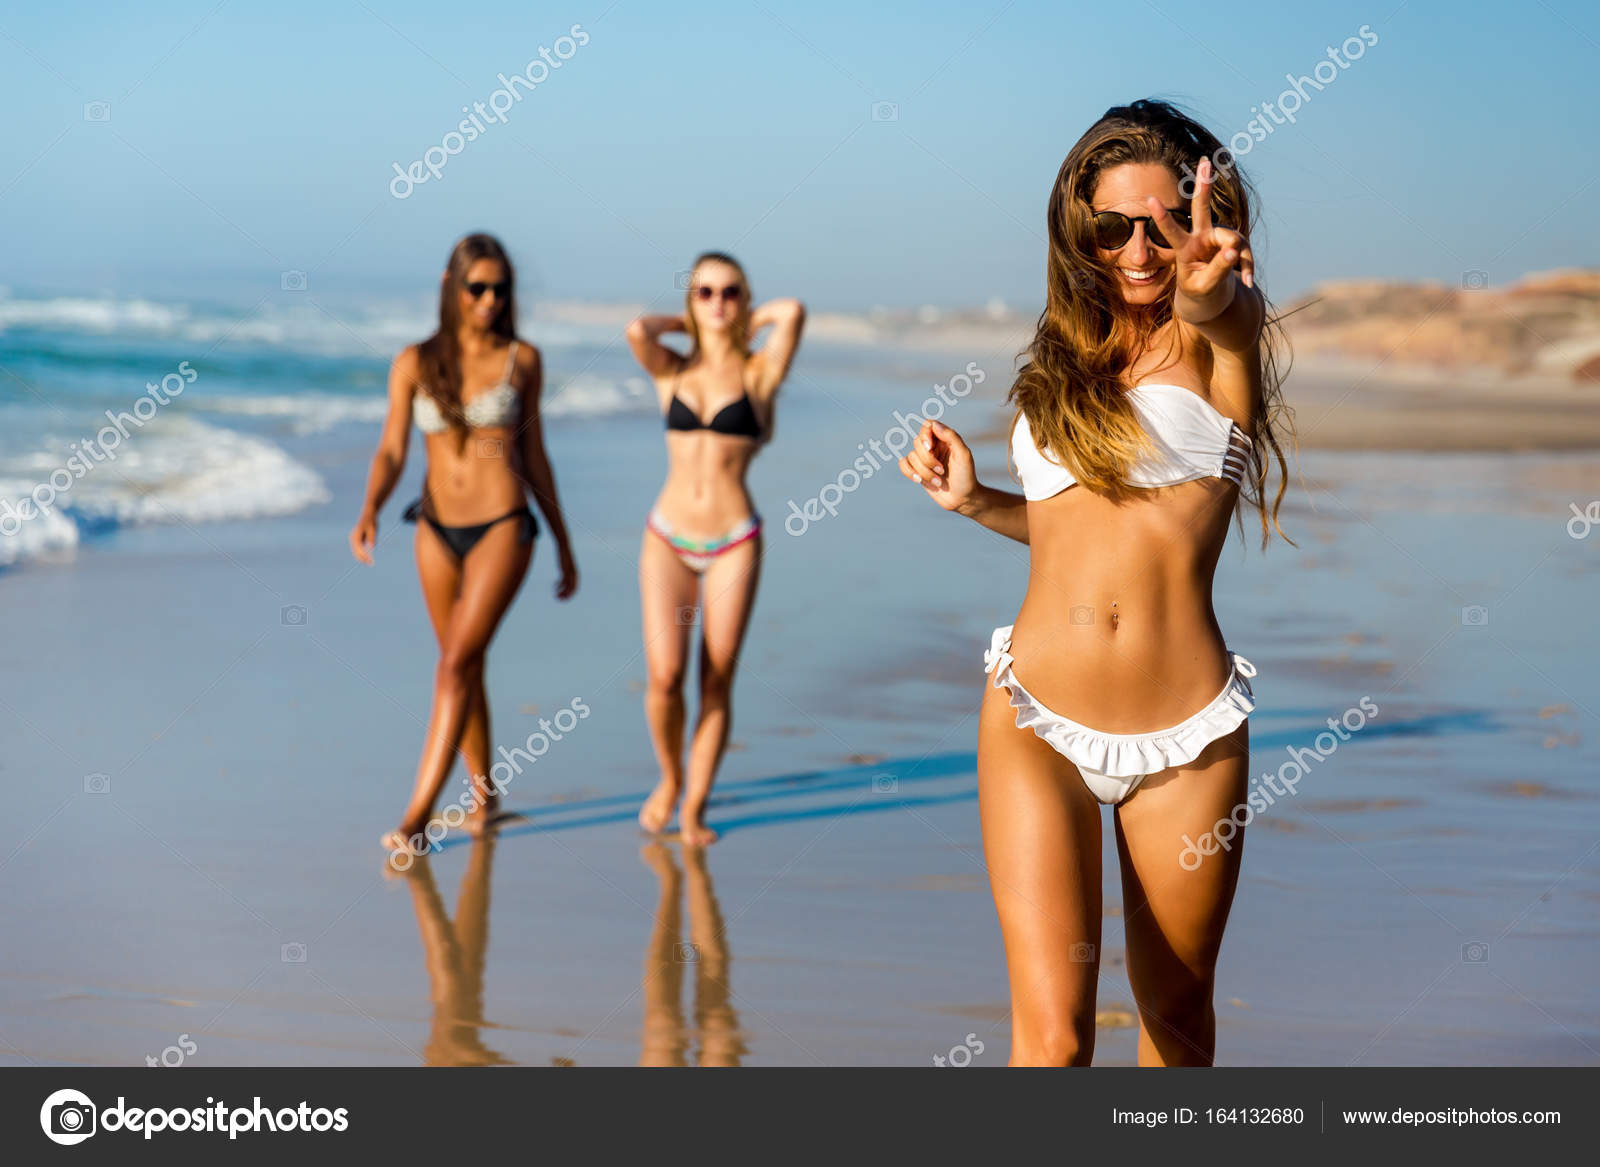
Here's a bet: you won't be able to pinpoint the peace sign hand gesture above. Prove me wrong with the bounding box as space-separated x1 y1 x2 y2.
1146 156 1254 319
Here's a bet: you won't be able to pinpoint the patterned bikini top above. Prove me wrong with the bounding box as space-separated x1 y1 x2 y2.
414 341 521 434
1011 383 1253 500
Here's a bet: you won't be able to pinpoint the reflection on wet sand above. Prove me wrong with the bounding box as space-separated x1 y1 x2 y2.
401 837 511 1066
639 843 747 1067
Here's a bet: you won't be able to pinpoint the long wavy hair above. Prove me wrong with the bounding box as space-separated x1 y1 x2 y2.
416 233 518 449
1008 99 1294 545
683 251 752 359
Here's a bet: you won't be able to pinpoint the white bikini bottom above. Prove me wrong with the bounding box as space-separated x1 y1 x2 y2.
984 625 1257 805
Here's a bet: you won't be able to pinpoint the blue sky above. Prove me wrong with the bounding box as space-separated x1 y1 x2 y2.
2 0 1597 310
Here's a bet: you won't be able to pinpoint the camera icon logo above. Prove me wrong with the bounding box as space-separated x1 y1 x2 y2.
280 270 307 292
1461 270 1489 290
674 270 693 290
1069 604 1096 626
281 605 307 626
475 437 504 458
1460 605 1489 627
675 605 699 626
1069 941 1096 962
1068 270 1096 292
84 772 111 794
871 773 898 794
1461 941 1489 963
871 101 899 122
40 1088 97 1145
281 942 307 963
83 101 112 123
675 942 700 963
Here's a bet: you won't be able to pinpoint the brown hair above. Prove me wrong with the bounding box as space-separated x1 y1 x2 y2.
1008 99 1294 545
683 251 752 359
415 233 518 448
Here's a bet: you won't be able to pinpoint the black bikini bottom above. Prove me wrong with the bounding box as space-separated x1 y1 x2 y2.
403 498 538 561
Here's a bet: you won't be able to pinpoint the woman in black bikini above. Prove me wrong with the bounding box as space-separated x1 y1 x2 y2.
625 252 805 844
351 233 578 859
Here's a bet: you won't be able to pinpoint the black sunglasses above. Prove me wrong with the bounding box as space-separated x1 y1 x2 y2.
463 280 509 299
695 284 742 302
1091 208 1192 250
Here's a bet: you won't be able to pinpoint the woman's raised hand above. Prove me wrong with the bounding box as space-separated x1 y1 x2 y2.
1148 156 1254 310
899 419 978 512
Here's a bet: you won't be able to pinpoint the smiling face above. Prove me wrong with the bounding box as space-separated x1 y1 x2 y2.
1090 162 1183 308
457 257 510 332
687 259 746 337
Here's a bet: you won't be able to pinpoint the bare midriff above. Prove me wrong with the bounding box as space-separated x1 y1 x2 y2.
419 426 527 525
1005 477 1239 734
652 431 759 539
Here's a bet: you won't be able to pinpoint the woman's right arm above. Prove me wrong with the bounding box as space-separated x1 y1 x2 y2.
625 314 688 378
349 346 418 564
899 419 1029 545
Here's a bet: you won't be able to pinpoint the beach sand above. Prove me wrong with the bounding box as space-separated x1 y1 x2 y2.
2 342 1597 1065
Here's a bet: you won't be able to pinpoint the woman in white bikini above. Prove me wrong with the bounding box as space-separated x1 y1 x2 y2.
351 233 578 859
625 252 805 845
900 101 1292 1065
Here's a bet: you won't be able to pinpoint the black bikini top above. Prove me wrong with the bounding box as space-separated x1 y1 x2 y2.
664 389 762 439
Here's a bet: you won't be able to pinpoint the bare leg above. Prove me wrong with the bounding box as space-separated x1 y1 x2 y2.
684 846 744 1065
1114 725 1249 1066
412 531 498 835
680 536 762 845
638 532 698 833
387 520 531 847
638 842 688 1066
977 677 1104 1066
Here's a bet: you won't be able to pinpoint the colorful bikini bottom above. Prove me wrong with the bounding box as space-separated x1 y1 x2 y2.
647 507 762 572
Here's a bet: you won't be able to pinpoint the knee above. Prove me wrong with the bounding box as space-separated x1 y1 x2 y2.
647 663 686 699
699 666 734 704
1136 975 1213 1034
1011 1026 1094 1067
437 643 483 689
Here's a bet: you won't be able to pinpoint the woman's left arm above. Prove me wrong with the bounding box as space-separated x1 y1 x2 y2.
749 298 806 395
514 344 579 600
1147 157 1266 415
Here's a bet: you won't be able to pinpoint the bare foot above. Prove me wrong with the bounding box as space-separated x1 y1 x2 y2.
464 790 502 837
639 778 681 834
380 818 428 854
381 824 431 875
678 805 718 847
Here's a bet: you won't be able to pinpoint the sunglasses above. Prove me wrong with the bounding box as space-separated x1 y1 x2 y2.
463 280 509 299
694 284 742 302
1091 208 1192 250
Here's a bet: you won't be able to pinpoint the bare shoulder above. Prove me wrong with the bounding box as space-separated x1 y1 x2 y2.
388 344 423 398
392 344 421 375
512 339 543 390
513 338 542 373
745 347 785 401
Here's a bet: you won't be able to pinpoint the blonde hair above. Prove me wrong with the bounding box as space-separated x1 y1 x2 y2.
683 251 752 358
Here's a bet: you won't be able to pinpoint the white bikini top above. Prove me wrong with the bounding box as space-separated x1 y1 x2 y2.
413 341 521 434
1011 383 1253 500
